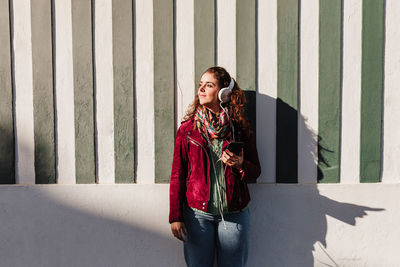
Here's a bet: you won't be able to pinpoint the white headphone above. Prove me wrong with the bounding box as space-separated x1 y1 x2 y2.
218 78 235 103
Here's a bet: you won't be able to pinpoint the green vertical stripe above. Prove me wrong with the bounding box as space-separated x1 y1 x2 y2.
318 0 342 183
31 0 56 184
360 0 384 183
113 0 135 183
72 0 96 183
276 0 298 183
153 0 175 183
0 0 15 184
194 0 215 91
236 0 256 132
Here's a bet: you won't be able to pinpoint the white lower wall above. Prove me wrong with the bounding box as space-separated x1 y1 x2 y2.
0 184 397 267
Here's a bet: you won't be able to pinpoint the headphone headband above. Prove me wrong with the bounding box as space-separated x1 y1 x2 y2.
227 78 234 90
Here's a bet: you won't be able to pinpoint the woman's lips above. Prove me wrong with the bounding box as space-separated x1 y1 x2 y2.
199 95 206 98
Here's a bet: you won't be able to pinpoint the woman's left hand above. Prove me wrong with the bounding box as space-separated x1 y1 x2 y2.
221 148 244 169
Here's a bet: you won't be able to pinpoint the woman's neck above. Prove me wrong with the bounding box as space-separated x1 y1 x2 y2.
203 103 221 114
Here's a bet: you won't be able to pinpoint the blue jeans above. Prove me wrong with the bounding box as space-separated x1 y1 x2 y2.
183 205 250 267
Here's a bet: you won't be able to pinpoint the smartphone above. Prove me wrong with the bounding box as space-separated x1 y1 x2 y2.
225 142 244 155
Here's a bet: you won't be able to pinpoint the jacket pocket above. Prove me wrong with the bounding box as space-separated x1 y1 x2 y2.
186 136 203 161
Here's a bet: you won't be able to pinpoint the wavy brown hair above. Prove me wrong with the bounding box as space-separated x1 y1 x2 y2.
183 66 252 137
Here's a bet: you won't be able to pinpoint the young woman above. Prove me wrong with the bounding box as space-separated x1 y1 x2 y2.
169 66 261 267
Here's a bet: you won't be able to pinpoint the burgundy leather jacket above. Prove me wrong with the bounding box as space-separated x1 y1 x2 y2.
169 118 261 223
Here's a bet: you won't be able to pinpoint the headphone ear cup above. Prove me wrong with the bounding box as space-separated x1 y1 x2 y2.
218 88 231 103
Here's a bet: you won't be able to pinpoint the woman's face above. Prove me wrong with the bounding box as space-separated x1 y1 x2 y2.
198 72 220 109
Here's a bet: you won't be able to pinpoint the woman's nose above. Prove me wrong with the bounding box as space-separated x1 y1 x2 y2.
199 85 205 92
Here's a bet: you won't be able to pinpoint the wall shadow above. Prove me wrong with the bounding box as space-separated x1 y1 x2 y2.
248 184 384 266
0 185 185 267
249 93 385 266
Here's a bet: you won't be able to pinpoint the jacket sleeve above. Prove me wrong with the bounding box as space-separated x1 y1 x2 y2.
169 126 188 223
240 130 261 182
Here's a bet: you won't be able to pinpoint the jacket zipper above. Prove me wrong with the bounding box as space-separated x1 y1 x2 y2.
186 135 211 207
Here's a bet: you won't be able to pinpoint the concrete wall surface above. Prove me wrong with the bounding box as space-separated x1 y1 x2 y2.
0 183 396 267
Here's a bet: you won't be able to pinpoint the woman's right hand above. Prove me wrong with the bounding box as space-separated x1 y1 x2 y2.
171 222 187 242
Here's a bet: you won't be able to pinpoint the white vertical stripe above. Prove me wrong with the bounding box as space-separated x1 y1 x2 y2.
12 0 35 184
340 0 362 184
54 0 76 184
216 0 236 78
135 0 155 184
257 0 277 183
176 0 195 126
94 0 115 184
298 0 319 184
382 0 400 183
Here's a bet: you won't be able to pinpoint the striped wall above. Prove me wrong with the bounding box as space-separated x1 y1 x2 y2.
0 0 398 185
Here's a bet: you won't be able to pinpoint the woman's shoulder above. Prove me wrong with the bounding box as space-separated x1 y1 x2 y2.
178 118 195 133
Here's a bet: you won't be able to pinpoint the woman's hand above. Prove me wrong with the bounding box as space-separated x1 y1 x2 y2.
171 222 187 242
221 148 244 169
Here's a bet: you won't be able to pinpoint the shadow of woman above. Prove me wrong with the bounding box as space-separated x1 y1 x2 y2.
247 94 384 266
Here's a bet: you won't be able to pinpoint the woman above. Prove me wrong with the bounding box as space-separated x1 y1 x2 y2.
169 66 261 267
